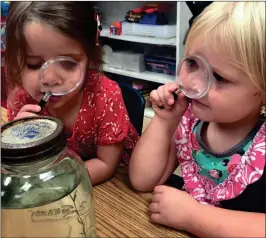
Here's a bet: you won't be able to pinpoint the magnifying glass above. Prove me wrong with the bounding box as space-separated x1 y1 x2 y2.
158 54 212 109
174 54 212 99
38 56 84 108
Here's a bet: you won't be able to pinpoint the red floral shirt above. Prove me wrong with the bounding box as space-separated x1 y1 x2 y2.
7 71 139 165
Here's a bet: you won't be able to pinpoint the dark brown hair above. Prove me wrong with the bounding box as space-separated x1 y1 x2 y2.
5 1 101 91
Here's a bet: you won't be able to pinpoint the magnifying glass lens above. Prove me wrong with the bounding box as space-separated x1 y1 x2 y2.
40 57 82 96
38 56 83 108
177 55 211 99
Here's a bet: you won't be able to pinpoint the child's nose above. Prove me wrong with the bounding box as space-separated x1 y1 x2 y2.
41 71 62 87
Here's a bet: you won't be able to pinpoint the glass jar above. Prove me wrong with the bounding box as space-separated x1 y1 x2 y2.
1 116 97 237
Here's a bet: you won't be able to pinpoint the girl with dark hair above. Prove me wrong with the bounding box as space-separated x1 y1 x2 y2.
5 1 139 185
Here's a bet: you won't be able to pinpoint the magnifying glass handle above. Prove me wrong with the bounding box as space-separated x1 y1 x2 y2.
158 88 182 109
173 88 182 100
38 92 52 109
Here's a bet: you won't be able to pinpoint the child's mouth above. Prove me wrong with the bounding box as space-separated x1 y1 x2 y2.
41 93 61 104
48 95 62 103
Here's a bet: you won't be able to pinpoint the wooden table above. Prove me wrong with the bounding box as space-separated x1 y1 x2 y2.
1 106 191 237
94 166 191 237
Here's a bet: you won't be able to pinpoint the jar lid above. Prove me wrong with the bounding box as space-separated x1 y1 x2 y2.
1 116 66 165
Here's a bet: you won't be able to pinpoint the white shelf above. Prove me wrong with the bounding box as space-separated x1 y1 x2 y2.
102 64 175 84
100 28 176 46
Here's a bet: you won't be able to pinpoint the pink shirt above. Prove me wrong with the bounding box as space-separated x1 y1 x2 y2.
175 108 265 206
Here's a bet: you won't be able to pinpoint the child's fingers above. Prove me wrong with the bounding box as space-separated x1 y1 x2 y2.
150 213 161 224
164 84 177 105
166 82 178 93
15 104 41 120
150 83 179 110
19 104 41 113
15 112 40 120
154 185 165 194
157 86 171 109
156 86 164 103
151 193 161 203
150 90 163 107
158 83 178 108
149 202 160 213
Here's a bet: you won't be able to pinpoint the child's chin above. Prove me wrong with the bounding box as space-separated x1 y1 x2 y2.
47 100 65 109
192 109 212 122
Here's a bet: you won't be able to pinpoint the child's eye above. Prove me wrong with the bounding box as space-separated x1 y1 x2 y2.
59 61 77 70
186 58 198 70
213 72 225 82
187 58 196 67
27 64 42 70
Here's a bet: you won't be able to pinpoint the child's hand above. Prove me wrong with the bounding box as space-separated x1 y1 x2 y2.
15 104 41 120
149 185 199 231
150 82 189 121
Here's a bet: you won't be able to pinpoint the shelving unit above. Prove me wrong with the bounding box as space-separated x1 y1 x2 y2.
103 64 175 85
96 2 192 121
100 28 176 46
97 2 191 84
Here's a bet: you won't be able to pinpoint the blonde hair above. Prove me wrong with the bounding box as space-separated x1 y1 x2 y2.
185 2 265 99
